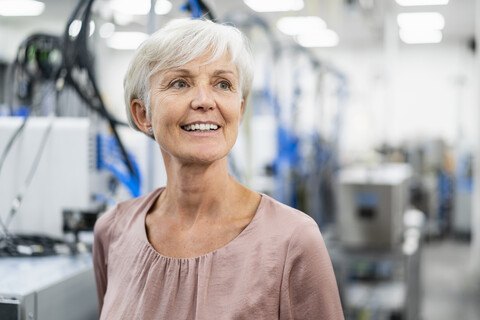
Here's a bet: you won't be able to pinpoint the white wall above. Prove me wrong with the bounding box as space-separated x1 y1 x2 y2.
315 40 477 164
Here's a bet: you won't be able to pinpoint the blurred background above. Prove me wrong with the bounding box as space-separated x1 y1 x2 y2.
0 0 479 319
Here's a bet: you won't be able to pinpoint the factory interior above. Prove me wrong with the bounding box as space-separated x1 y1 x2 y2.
1 0 480 319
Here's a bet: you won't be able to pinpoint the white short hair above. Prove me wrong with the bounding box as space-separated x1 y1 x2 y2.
123 18 254 131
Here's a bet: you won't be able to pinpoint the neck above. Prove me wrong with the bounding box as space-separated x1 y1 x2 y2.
158 153 242 226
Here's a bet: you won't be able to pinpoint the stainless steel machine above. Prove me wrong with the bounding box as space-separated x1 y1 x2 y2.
331 163 422 320
0 254 97 320
336 163 412 249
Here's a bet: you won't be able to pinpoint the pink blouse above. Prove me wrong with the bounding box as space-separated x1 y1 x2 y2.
93 188 344 319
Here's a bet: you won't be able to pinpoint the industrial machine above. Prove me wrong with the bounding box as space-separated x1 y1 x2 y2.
0 254 97 320
332 163 422 320
0 117 96 238
336 163 412 249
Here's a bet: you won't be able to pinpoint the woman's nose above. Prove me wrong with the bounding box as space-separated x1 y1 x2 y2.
191 84 215 110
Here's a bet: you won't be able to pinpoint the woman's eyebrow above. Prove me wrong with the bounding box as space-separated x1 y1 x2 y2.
213 70 236 77
161 69 236 79
163 69 191 77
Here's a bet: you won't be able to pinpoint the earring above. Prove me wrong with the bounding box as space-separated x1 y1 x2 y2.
147 127 154 136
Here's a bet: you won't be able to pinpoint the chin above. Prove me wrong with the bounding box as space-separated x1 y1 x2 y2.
188 144 230 160
185 149 229 165
191 154 226 164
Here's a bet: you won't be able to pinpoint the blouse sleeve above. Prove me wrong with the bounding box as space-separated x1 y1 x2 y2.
92 207 116 315
279 221 344 320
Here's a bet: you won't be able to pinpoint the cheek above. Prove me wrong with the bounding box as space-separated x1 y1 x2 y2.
150 97 176 126
225 99 243 121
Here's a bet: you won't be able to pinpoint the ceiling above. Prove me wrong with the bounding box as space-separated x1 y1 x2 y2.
1 0 476 50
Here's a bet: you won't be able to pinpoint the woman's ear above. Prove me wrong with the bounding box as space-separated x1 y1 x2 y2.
239 99 245 123
130 99 152 135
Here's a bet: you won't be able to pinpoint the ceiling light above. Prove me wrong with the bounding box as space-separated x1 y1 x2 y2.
110 0 172 15
0 0 45 16
110 0 150 15
99 22 115 39
155 0 172 15
106 32 149 50
277 16 327 36
397 12 445 30
399 29 442 44
113 12 134 26
295 29 339 48
244 0 304 12
396 0 448 6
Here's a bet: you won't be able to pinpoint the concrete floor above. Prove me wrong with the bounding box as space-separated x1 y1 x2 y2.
421 239 480 320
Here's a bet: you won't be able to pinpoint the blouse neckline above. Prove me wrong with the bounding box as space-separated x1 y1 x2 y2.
139 187 265 261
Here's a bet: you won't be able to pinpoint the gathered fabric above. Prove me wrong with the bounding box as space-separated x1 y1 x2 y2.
93 188 344 320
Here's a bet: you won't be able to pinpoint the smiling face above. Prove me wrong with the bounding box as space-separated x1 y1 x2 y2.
132 53 244 165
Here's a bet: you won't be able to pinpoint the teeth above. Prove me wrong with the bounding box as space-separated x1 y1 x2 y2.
183 123 219 131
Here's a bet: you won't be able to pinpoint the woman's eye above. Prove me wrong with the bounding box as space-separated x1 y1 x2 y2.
217 81 231 90
171 80 188 89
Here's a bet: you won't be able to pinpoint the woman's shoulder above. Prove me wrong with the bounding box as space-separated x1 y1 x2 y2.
239 193 326 265
252 193 321 245
258 193 318 229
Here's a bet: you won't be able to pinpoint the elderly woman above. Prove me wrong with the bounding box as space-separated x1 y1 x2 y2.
93 18 343 319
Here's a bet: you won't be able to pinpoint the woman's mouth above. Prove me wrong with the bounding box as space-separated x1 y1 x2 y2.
181 123 219 132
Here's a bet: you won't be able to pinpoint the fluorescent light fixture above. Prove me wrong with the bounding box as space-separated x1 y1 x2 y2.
99 22 116 39
396 0 448 6
68 20 95 37
0 0 45 16
110 0 150 15
277 16 327 36
399 29 442 44
397 12 445 30
295 29 339 48
111 0 172 15
244 0 304 12
155 0 172 15
113 12 134 26
106 32 149 50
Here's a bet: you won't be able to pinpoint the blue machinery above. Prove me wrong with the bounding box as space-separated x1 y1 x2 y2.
224 12 348 227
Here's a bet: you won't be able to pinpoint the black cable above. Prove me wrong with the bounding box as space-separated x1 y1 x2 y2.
79 0 137 177
0 34 64 237
1 81 58 237
17 34 62 81
62 72 128 126
184 0 216 20
0 114 54 238
0 115 31 246
62 0 138 183
3 115 54 231
0 73 66 239
0 233 72 257
0 82 59 239
198 0 216 21
0 115 30 177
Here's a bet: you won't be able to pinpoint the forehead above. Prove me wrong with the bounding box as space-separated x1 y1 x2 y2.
157 53 239 78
